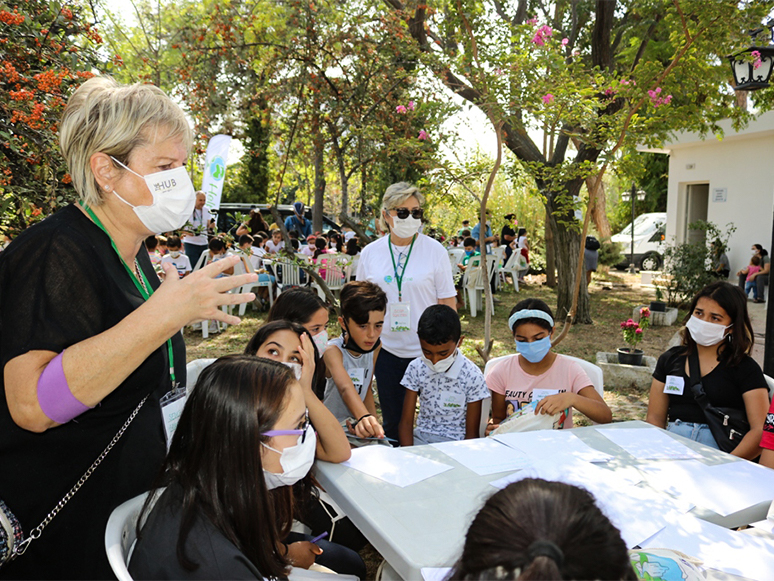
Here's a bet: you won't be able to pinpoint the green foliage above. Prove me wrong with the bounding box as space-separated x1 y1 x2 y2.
660 220 737 307
599 238 625 268
610 152 669 234
0 0 105 236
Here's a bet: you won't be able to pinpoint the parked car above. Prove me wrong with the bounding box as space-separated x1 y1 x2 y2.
213 203 341 237
612 212 666 271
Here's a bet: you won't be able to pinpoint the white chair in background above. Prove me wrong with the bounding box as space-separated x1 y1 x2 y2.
274 256 304 294
500 251 528 292
448 248 465 280
311 253 347 301
186 358 217 395
492 246 506 289
765 374 774 402
345 255 359 281
105 492 150 581
192 248 208 271
463 254 498 317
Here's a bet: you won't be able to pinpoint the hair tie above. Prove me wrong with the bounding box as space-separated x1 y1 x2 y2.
508 309 554 331
527 540 564 566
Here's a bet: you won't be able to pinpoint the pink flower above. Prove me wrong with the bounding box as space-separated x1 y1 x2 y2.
752 50 761 59
531 24 553 47
527 17 538 25
531 33 545 46
407 101 415 111
396 105 407 114
542 93 554 104
561 38 569 46
604 87 615 97
418 130 428 140
538 25 553 37
635 328 643 334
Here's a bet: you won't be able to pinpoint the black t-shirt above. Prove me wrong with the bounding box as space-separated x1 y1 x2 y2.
501 225 516 241
0 204 186 579
129 484 265 580
652 346 766 424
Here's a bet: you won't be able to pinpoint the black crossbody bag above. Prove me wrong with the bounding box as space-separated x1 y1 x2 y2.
687 352 750 453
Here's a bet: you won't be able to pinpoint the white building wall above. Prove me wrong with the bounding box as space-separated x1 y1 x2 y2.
662 112 774 277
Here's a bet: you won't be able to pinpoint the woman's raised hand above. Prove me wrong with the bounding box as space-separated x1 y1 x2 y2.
155 256 258 327
296 333 317 392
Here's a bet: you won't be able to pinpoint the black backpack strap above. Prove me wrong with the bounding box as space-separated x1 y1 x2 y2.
687 351 712 411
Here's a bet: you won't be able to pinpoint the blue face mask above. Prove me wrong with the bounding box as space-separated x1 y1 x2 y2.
465 250 474 256
515 336 552 363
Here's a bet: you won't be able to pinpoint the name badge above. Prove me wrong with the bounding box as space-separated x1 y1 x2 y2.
160 387 187 449
440 391 465 409
531 389 560 403
348 368 366 395
389 302 411 332
663 375 685 395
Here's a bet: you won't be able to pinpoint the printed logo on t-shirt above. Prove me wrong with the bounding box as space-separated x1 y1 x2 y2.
384 275 393 283
764 412 774 433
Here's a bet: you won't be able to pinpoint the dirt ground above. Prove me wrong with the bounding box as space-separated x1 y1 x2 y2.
184 270 683 578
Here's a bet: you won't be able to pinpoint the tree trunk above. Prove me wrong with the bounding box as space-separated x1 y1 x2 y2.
586 175 611 239
545 193 591 324
313 140 325 234
544 209 556 288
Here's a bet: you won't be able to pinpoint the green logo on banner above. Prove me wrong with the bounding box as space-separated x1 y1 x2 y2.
210 156 226 181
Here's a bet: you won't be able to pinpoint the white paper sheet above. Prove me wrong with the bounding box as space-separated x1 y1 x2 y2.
595 427 702 460
639 459 774 517
492 430 614 463
641 513 774 581
431 438 532 475
341 445 453 487
421 567 452 581
489 455 692 548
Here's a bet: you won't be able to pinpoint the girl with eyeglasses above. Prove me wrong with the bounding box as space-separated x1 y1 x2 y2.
355 182 457 441
129 353 361 579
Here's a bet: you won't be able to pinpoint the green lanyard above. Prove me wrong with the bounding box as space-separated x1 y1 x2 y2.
388 234 417 302
80 202 176 386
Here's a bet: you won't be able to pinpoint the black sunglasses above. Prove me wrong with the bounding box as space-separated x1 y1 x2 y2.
391 207 424 220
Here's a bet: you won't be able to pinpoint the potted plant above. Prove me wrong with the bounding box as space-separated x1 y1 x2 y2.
650 286 666 312
618 308 649 365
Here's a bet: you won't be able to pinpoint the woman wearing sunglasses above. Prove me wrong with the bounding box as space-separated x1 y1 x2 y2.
356 182 457 442
129 355 360 579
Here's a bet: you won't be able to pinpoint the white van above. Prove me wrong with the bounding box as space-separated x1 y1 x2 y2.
612 212 667 270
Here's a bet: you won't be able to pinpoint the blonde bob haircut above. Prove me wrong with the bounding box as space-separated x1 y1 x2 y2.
379 182 425 232
59 76 192 207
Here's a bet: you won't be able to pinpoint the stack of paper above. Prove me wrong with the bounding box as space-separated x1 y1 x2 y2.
341 445 453 487
492 430 614 463
431 438 532 475
596 427 702 460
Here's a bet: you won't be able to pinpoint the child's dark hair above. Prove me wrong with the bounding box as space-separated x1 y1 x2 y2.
460 229 471 237
244 320 312 358
166 235 182 249
290 239 300 251
267 287 329 327
449 478 636 581
508 298 554 334
208 237 225 252
417 304 461 345
145 235 158 251
345 238 360 256
463 237 476 248
517 227 527 237
239 234 254 247
313 237 327 260
751 254 761 266
340 282 387 325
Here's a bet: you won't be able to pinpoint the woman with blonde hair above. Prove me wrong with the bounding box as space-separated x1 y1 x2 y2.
0 77 256 577
355 182 456 441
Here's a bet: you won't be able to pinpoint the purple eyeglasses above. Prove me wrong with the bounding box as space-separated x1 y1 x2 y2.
262 413 311 443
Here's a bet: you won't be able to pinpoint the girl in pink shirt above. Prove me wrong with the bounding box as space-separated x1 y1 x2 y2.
485 299 612 433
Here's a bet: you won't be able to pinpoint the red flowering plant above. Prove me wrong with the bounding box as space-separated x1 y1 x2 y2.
621 307 649 350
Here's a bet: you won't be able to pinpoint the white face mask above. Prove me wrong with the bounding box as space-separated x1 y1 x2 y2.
421 348 458 374
752 249 758 256
169 250 181 258
111 157 196 233
390 214 421 238
685 315 732 347
312 330 329 355
282 361 303 381
262 428 316 490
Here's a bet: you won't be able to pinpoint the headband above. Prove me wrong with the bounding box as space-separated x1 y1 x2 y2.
508 309 554 331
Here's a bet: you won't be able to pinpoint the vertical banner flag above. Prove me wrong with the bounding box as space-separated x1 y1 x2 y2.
201 134 232 211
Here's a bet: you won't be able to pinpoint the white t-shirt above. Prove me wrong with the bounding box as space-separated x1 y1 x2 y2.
322 337 376 423
161 253 192 276
249 247 265 270
185 207 212 246
300 244 314 257
265 239 284 254
401 352 489 440
356 234 456 358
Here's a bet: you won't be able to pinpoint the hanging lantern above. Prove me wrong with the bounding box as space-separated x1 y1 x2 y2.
729 27 774 91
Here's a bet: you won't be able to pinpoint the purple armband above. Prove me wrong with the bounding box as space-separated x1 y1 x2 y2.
37 351 92 424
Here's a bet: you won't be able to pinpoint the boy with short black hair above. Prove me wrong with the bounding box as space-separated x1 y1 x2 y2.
160 235 191 277
206 237 234 276
323 281 388 440
458 237 479 272
398 305 489 446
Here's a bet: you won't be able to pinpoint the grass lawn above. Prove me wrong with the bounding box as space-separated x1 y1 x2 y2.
183 271 685 578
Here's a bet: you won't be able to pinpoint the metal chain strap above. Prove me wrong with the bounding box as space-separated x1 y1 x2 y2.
134 259 150 295
12 394 149 558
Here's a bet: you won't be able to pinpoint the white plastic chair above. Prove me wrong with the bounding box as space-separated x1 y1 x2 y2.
311 253 348 301
274 256 304 294
104 492 149 581
192 248 208 271
345 255 359 281
479 396 492 437
463 254 498 317
492 246 506 289
186 358 217 395
765 374 774 402
500 251 528 292
448 248 465 280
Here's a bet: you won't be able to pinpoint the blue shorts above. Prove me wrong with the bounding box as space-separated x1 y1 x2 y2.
667 419 719 449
